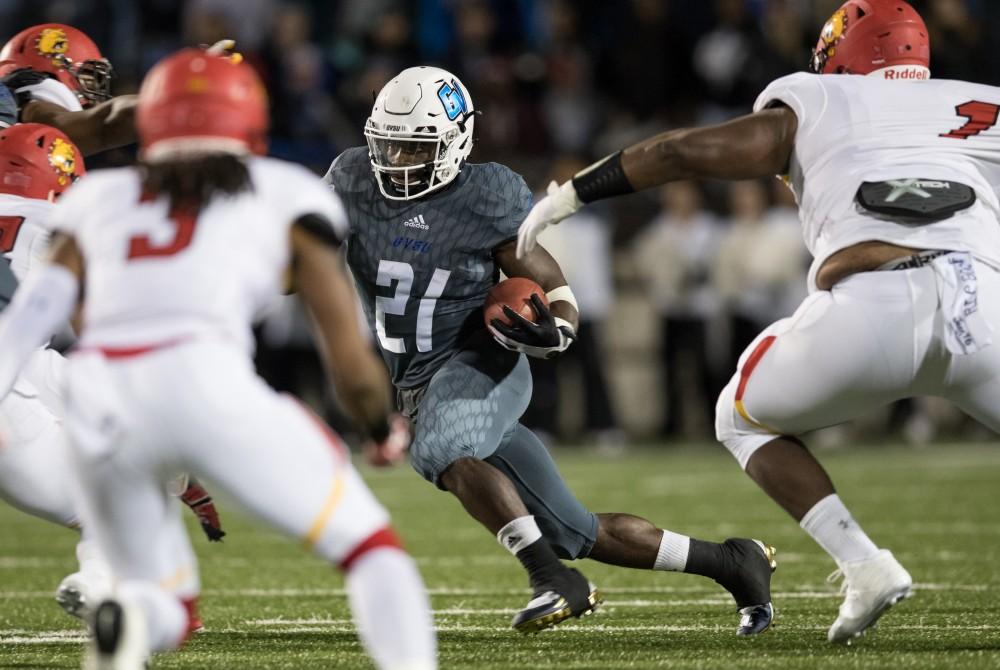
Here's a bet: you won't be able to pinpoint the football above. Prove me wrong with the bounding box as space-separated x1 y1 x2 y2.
484 277 548 327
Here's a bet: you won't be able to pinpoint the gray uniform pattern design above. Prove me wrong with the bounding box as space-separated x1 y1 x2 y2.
325 146 531 389
325 147 598 558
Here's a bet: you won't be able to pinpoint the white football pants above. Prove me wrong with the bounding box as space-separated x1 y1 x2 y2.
64 340 398 650
0 349 77 527
717 253 1000 467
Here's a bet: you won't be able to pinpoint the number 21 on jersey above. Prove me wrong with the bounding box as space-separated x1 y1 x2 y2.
376 259 450 354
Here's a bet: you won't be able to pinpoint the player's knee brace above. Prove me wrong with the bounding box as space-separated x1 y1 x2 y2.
715 376 779 471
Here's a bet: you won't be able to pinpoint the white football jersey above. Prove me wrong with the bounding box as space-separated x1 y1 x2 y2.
0 193 56 282
47 157 348 353
755 73 1000 290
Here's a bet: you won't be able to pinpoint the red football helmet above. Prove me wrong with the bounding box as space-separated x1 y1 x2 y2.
0 123 86 201
137 48 268 161
810 1 930 77
0 24 113 106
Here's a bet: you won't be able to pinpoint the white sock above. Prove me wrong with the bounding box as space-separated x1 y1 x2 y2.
653 529 690 571
800 493 879 566
496 516 543 556
119 580 188 652
346 548 437 670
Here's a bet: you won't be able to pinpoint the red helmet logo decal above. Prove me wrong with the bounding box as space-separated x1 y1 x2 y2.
35 27 70 68
49 136 79 186
812 9 848 73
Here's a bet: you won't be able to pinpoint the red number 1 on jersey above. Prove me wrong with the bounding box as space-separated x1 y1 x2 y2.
940 101 1000 140
127 193 199 260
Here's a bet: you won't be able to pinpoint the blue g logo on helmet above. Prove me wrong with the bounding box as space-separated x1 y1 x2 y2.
437 80 468 122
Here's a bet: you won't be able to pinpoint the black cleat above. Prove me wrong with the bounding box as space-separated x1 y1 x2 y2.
85 598 149 669
737 602 775 636
511 567 602 633
713 538 777 636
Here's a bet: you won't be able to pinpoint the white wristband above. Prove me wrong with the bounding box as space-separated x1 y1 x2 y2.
545 285 578 312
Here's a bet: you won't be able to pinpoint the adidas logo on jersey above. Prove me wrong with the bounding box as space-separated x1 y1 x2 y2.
402 214 429 230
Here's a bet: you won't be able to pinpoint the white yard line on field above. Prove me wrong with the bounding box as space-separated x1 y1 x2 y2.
0 582 991 602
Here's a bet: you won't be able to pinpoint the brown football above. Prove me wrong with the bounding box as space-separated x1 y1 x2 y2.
484 277 548 327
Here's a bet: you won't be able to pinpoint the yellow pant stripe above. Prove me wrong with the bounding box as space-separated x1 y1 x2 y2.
159 565 194 592
734 399 779 434
303 473 345 550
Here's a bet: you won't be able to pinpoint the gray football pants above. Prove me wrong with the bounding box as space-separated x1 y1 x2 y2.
401 340 598 559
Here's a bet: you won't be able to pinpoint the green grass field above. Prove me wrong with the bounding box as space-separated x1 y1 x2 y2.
1 444 999 669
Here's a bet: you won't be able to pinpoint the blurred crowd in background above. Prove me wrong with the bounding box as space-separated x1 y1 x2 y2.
7 0 999 445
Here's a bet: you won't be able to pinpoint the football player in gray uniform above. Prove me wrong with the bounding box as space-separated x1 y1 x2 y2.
327 66 777 635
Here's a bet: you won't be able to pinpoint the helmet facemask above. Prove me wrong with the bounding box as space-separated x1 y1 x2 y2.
364 120 465 200
73 57 113 104
49 52 113 105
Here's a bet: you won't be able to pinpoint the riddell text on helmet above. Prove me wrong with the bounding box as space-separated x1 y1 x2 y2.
881 68 929 80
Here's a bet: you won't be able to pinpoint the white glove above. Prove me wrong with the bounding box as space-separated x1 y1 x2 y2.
516 180 583 259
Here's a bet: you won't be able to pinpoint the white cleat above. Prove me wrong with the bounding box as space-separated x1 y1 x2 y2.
83 598 149 670
56 571 113 621
827 549 913 644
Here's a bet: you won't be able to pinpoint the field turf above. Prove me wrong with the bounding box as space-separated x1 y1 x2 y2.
1 444 998 669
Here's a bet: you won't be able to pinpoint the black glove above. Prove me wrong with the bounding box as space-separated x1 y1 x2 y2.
488 293 575 359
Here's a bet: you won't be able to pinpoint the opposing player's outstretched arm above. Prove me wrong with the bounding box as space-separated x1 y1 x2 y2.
0 233 84 400
21 95 138 156
517 106 798 257
290 220 394 443
621 107 797 188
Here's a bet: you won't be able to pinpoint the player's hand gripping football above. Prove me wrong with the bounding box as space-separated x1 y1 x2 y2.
363 413 411 467
516 180 583 258
489 294 575 359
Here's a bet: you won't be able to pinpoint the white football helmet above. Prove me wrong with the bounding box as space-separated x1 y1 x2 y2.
364 66 475 201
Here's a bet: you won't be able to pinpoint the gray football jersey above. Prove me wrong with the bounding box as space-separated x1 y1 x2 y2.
325 146 532 389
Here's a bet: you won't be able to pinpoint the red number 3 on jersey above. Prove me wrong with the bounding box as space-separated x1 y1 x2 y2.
127 192 199 260
940 101 1000 140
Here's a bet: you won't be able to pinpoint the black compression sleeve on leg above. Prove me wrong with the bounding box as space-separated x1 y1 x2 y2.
571 151 634 204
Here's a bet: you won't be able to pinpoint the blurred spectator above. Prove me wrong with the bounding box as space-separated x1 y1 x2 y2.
693 0 772 120
183 0 275 52
522 156 622 446
260 3 340 169
633 181 721 437
923 0 1000 84
714 179 806 372
540 0 602 154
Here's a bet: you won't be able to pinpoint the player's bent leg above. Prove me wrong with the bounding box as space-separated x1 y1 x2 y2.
0 389 78 526
178 380 436 669
589 513 777 635
344 543 437 670
485 424 598 560
410 347 599 632
483 424 601 632
714 285 918 642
